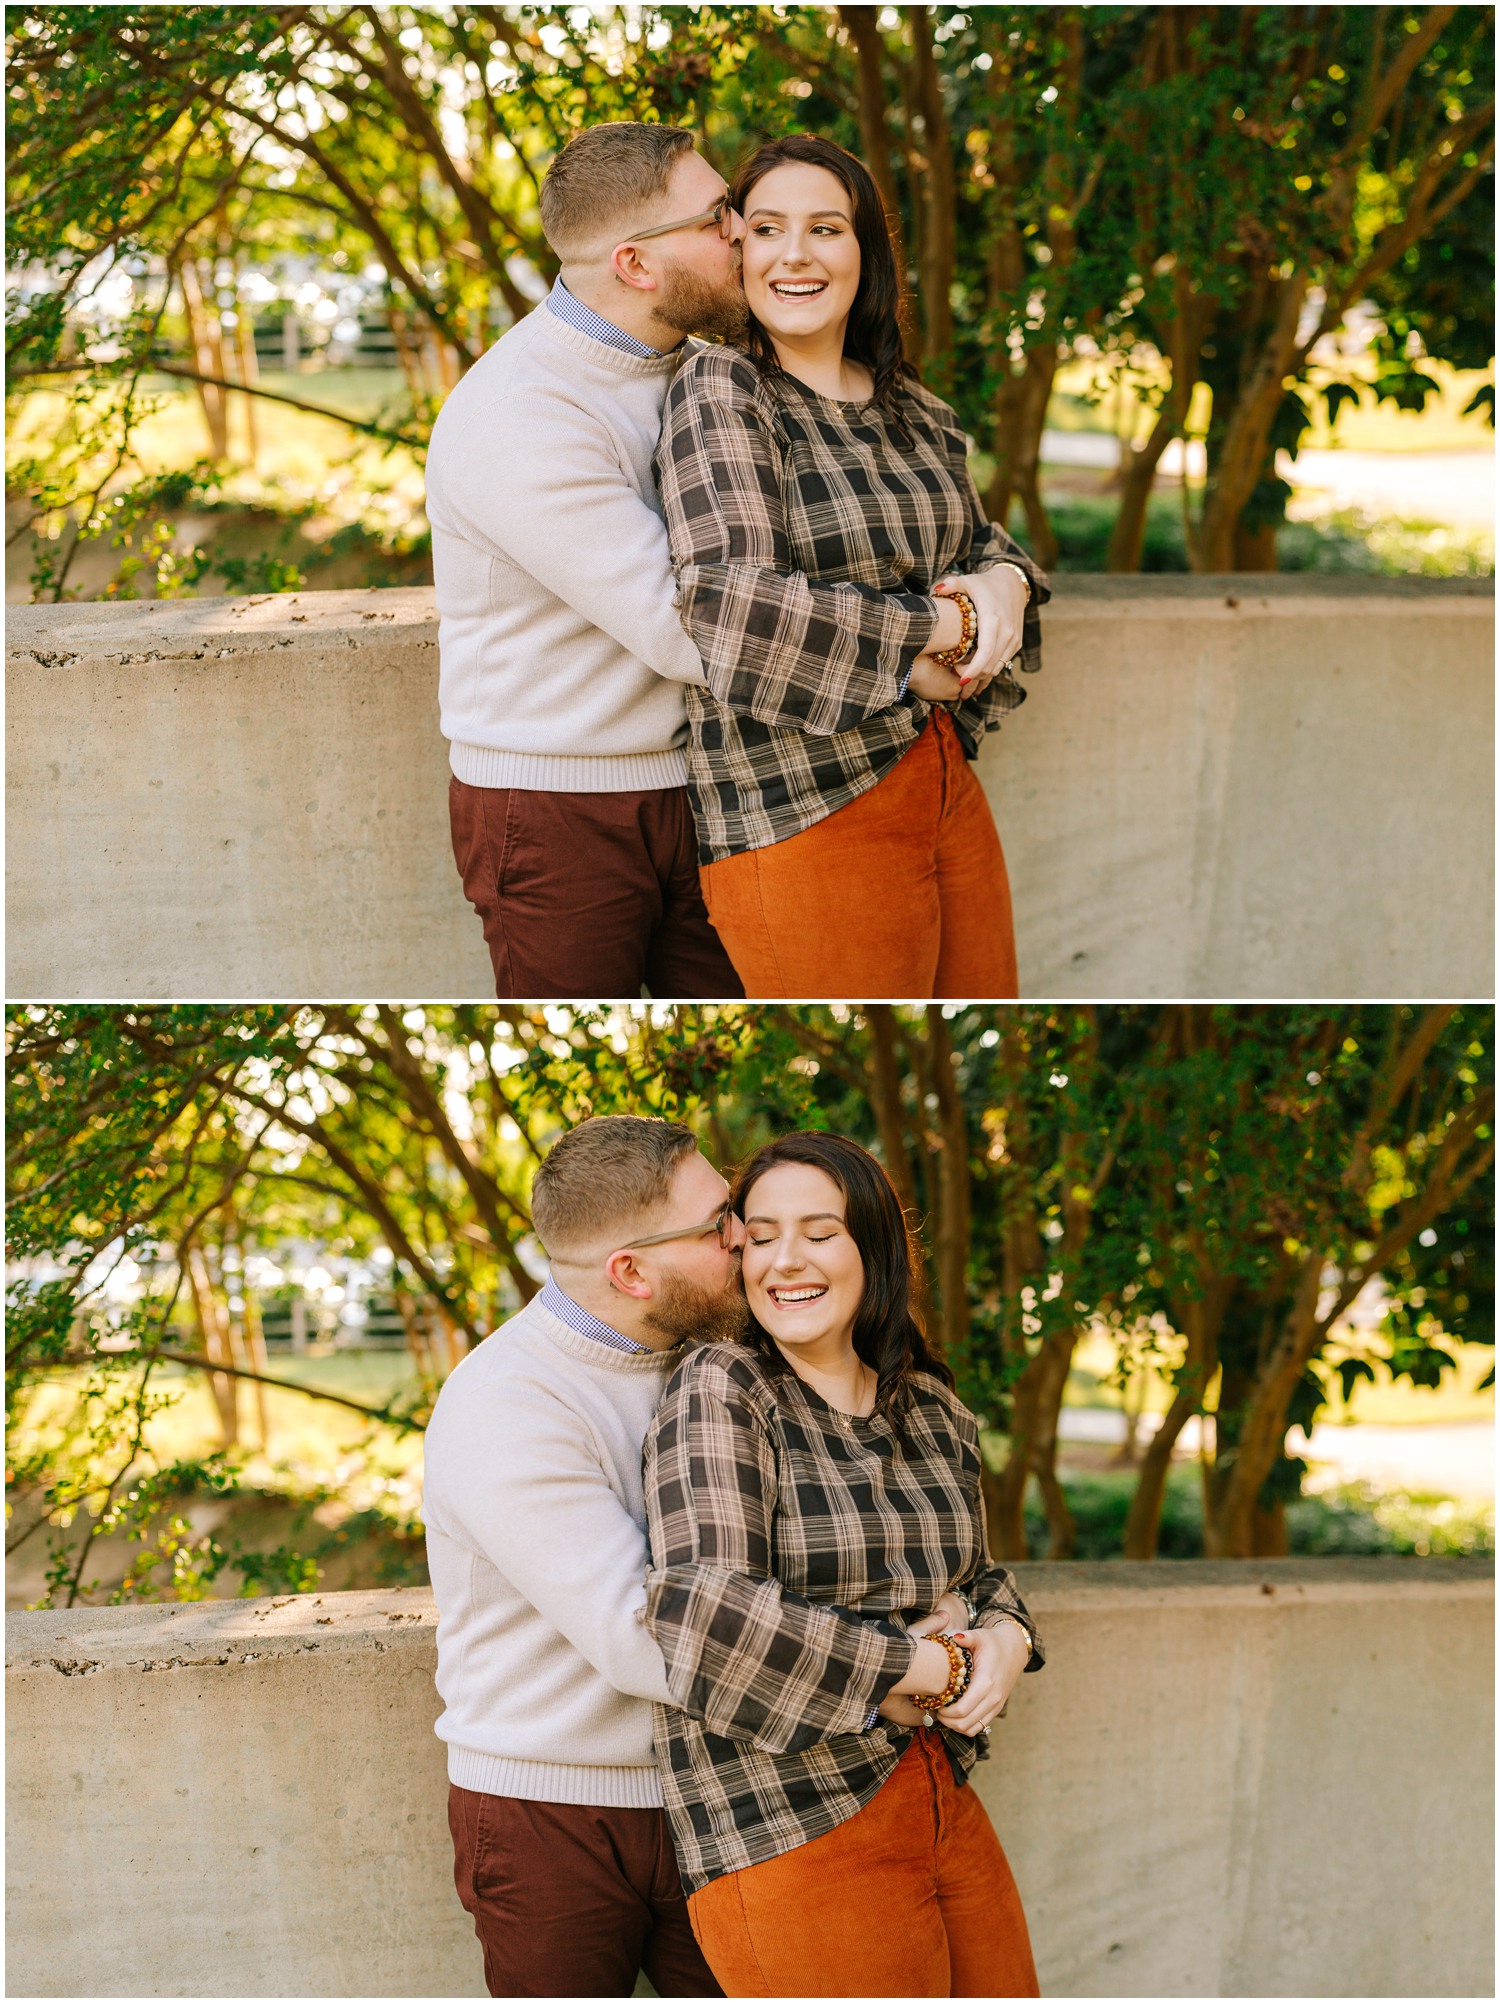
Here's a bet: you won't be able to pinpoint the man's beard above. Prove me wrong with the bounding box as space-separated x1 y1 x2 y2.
655 260 749 345
643 1265 751 1348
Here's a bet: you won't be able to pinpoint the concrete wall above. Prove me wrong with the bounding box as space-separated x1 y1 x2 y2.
6 577 1493 999
7 1560 1493 1999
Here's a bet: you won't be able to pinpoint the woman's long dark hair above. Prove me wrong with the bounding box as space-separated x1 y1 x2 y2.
731 1131 953 1434
729 134 918 419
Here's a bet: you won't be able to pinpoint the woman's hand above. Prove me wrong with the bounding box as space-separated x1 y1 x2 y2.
935 565 1030 693
935 1623 1030 1737
889 1636 956 1700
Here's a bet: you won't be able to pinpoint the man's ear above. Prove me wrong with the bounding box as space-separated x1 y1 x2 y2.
603 1247 654 1300
610 241 660 293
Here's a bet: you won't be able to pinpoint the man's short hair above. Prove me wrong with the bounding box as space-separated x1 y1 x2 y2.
539 121 695 259
530 1115 698 1259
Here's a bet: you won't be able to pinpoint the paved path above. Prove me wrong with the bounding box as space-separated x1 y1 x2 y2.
1058 1405 1494 1498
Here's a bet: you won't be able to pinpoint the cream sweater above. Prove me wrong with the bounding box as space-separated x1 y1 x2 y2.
423 1295 678 1806
426 307 706 792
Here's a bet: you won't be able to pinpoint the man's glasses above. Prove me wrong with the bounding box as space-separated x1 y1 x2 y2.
621 1198 735 1251
624 193 735 244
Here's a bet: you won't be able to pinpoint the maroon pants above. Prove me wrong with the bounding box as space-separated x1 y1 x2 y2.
448 1784 722 1999
449 777 742 1000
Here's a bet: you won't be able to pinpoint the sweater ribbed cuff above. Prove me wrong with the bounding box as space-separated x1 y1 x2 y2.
449 741 688 793
447 1747 664 1808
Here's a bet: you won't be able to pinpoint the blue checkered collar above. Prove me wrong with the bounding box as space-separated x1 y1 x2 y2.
545 276 665 360
539 1272 651 1354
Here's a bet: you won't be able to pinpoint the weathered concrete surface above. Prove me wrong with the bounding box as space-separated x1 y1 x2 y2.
986 1559 1494 1999
6 1560 1493 1998
5 577 1493 998
997 576 1494 999
6 1588 475 1999
6 589 487 1000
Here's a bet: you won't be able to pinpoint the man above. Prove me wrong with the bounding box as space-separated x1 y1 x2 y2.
423 1116 743 1996
426 124 748 999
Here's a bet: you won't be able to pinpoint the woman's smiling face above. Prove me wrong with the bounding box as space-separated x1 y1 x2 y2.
740 160 861 353
740 1160 865 1354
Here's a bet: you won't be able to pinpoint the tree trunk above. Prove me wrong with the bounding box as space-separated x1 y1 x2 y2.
176 257 230 461
1014 454 1058 572
184 1242 238 1448
232 273 260 464
907 6 956 392
841 11 903 245
986 1373 1035 1561
1251 1500 1289 1556
1205 1260 1322 1555
1232 518 1279 570
1106 408 1175 571
980 1459 1011 1560
920 1007 972 1365
1121 1385 1198 1558
1194 276 1308 570
863 1007 935 1333
1028 1328 1079 1558
223 1218 270 1450
396 1286 438 1380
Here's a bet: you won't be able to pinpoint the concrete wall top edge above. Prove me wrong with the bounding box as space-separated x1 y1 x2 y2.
8 575 1492 670
11 1559 1491 1669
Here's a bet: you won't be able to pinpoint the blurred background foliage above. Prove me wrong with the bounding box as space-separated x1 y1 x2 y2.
5 3 1493 599
7 1004 1492 1607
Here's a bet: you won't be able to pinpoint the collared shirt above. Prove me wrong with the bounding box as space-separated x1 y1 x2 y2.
642 1341 1044 1896
539 1273 650 1355
545 275 664 360
654 345 1050 865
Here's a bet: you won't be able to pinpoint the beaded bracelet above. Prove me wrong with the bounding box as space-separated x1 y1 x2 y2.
911 1632 973 1714
927 590 978 671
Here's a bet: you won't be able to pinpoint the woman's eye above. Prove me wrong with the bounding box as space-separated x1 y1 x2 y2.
748 1236 775 1247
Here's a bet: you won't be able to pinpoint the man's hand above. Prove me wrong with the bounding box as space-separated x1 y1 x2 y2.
877 1690 927 1729
906 656 969 704
936 1623 1030 1737
908 1592 968 1640
935 565 1029 694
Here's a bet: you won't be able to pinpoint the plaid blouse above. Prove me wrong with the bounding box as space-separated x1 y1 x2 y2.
654 346 1050 864
641 1342 1043 1896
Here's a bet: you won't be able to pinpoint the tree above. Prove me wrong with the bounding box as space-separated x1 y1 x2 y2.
773 1003 1493 1560
7 1005 1492 1601
1100 7 1495 570
8 7 1493 592
5 1004 817 1602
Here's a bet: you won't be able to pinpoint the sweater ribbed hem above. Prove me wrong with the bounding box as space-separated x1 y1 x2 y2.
449 741 688 793
448 1747 664 1808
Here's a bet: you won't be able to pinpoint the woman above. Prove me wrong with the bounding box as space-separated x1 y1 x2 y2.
655 136 1049 999
642 1132 1043 1999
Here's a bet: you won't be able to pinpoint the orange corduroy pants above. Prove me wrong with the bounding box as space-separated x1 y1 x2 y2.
698 709 1019 1000
685 1727 1040 1999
